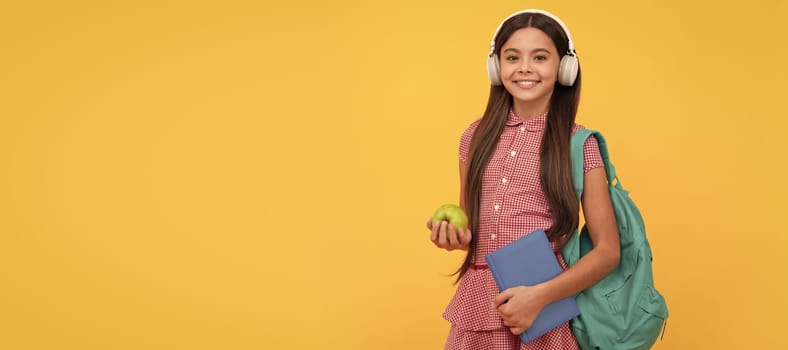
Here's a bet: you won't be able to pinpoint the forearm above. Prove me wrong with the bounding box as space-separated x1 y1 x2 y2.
536 245 619 304
533 166 621 305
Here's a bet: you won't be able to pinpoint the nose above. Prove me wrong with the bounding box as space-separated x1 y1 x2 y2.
518 60 532 73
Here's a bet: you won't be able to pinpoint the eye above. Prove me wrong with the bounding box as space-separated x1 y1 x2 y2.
534 55 547 61
505 55 519 61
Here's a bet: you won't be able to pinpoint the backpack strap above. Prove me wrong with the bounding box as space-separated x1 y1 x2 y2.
570 129 592 200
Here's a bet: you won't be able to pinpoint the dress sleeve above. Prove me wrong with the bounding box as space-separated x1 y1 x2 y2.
458 119 480 163
583 135 604 173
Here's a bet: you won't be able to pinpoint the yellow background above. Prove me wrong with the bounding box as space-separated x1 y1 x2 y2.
1 0 786 349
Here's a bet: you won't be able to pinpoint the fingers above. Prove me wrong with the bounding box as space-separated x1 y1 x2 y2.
503 311 527 334
445 224 470 251
437 221 450 247
446 225 461 250
500 312 524 335
457 228 472 246
500 311 525 335
493 289 513 308
429 220 449 248
428 220 451 247
429 220 472 251
428 218 438 242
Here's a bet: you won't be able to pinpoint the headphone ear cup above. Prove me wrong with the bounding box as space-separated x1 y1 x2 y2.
558 54 578 86
487 54 502 86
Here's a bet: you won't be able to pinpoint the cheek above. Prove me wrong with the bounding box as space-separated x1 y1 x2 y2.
534 67 557 82
499 61 515 76
546 62 561 77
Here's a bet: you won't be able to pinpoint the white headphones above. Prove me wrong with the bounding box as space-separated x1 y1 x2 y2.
486 9 579 87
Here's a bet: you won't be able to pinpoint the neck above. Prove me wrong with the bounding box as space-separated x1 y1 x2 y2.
512 97 550 121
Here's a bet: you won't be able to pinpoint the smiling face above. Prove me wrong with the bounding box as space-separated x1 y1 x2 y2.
499 27 561 119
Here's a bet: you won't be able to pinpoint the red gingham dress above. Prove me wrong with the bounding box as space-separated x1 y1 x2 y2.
443 110 603 350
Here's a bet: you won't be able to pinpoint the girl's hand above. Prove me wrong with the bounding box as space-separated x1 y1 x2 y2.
493 285 549 335
426 218 472 251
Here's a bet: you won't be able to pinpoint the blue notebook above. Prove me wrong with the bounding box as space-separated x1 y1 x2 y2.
484 229 581 344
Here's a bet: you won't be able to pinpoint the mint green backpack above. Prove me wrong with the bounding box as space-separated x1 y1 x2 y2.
563 129 669 350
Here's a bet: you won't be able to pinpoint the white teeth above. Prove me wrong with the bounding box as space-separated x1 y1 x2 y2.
516 81 537 87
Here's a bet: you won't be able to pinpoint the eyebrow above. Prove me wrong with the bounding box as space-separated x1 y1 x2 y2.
502 48 552 55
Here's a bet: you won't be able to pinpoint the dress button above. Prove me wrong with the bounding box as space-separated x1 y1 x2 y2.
494 205 500 211
501 178 508 184
491 233 497 240
510 150 516 157
520 126 526 132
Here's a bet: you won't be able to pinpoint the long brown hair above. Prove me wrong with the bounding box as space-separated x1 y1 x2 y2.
455 13 582 283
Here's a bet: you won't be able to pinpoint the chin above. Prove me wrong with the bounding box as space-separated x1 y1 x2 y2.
512 93 548 103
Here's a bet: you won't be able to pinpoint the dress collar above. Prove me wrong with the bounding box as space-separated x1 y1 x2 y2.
505 109 548 131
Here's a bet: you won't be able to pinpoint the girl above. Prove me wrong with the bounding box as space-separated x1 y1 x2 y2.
427 9 621 350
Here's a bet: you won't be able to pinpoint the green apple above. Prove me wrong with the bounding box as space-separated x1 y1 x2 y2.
432 204 468 229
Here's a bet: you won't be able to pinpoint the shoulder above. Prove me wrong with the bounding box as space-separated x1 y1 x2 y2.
573 123 605 171
458 118 482 161
571 123 598 142
463 118 482 135
460 118 482 143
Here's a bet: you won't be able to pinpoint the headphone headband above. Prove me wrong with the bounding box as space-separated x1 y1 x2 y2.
488 9 576 58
